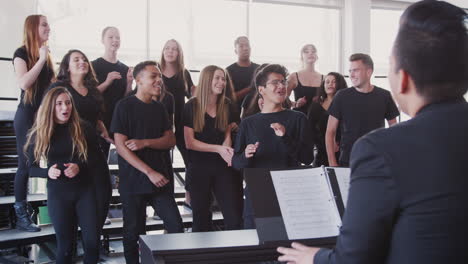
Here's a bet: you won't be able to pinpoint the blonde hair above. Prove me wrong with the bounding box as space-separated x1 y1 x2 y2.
300 44 317 65
22 15 55 105
25 87 87 164
160 39 189 95
192 65 230 133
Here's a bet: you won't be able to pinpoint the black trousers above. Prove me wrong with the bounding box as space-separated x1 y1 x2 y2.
13 106 34 201
120 189 184 264
90 160 112 238
242 186 256 229
47 183 99 264
189 163 243 232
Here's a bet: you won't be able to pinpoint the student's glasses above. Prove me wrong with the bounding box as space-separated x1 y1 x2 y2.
266 79 288 87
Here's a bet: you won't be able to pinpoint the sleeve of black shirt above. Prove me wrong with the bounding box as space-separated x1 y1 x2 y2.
314 136 398 264
110 100 129 136
233 120 252 169
26 137 48 178
385 92 400 120
327 92 342 120
281 114 314 165
13 47 28 63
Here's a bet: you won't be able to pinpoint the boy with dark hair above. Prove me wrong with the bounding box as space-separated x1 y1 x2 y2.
233 63 314 229
325 53 399 167
111 60 183 264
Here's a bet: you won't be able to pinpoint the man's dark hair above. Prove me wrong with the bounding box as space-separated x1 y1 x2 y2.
349 53 374 70
255 64 289 89
133 60 160 79
394 0 468 102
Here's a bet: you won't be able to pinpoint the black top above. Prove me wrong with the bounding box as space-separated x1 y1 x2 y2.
28 123 93 187
128 88 174 124
183 98 240 166
91 57 129 129
162 70 194 134
315 99 468 264
226 62 259 109
13 46 54 112
232 110 314 169
307 102 340 166
328 86 399 164
293 73 322 115
49 81 102 128
110 95 172 194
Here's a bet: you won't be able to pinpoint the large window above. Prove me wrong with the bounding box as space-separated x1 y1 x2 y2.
370 8 402 78
38 0 147 66
2 0 342 98
250 2 341 74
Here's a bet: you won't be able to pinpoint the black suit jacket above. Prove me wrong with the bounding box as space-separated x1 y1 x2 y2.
315 99 468 264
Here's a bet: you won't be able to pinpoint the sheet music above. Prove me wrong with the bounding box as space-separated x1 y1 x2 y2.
330 167 351 207
271 168 341 240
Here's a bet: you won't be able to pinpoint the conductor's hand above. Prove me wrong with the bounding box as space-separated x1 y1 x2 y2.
218 145 234 166
63 163 80 178
270 123 286 137
245 142 259 158
277 242 320 264
48 164 61 179
147 170 169 188
125 139 146 151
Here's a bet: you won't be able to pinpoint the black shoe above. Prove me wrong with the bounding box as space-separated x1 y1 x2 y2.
14 201 41 232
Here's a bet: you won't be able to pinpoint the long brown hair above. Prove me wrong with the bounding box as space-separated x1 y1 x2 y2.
193 65 230 132
22 15 55 104
160 39 190 95
25 87 87 164
56 49 103 112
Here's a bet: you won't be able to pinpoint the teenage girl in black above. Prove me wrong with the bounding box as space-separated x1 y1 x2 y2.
183 65 243 232
287 44 324 115
160 39 195 207
25 87 99 263
307 72 347 166
12 14 55 232
92 26 133 156
50 49 112 238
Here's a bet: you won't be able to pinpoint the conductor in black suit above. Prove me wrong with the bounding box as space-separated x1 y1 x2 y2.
278 1 468 263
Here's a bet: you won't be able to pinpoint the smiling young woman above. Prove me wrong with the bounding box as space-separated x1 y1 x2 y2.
183 65 243 232
12 14 55 232
25 87 100 263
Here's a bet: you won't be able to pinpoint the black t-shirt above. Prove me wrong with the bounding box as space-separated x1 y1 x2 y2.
226 62 259 109
13 46 54 112
91 57 129 129
127 89 174 124
232 110 314 169
49 81 102 128
183 98 240 166
163 70 194 134
110 95 172 194
328 86 400 164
